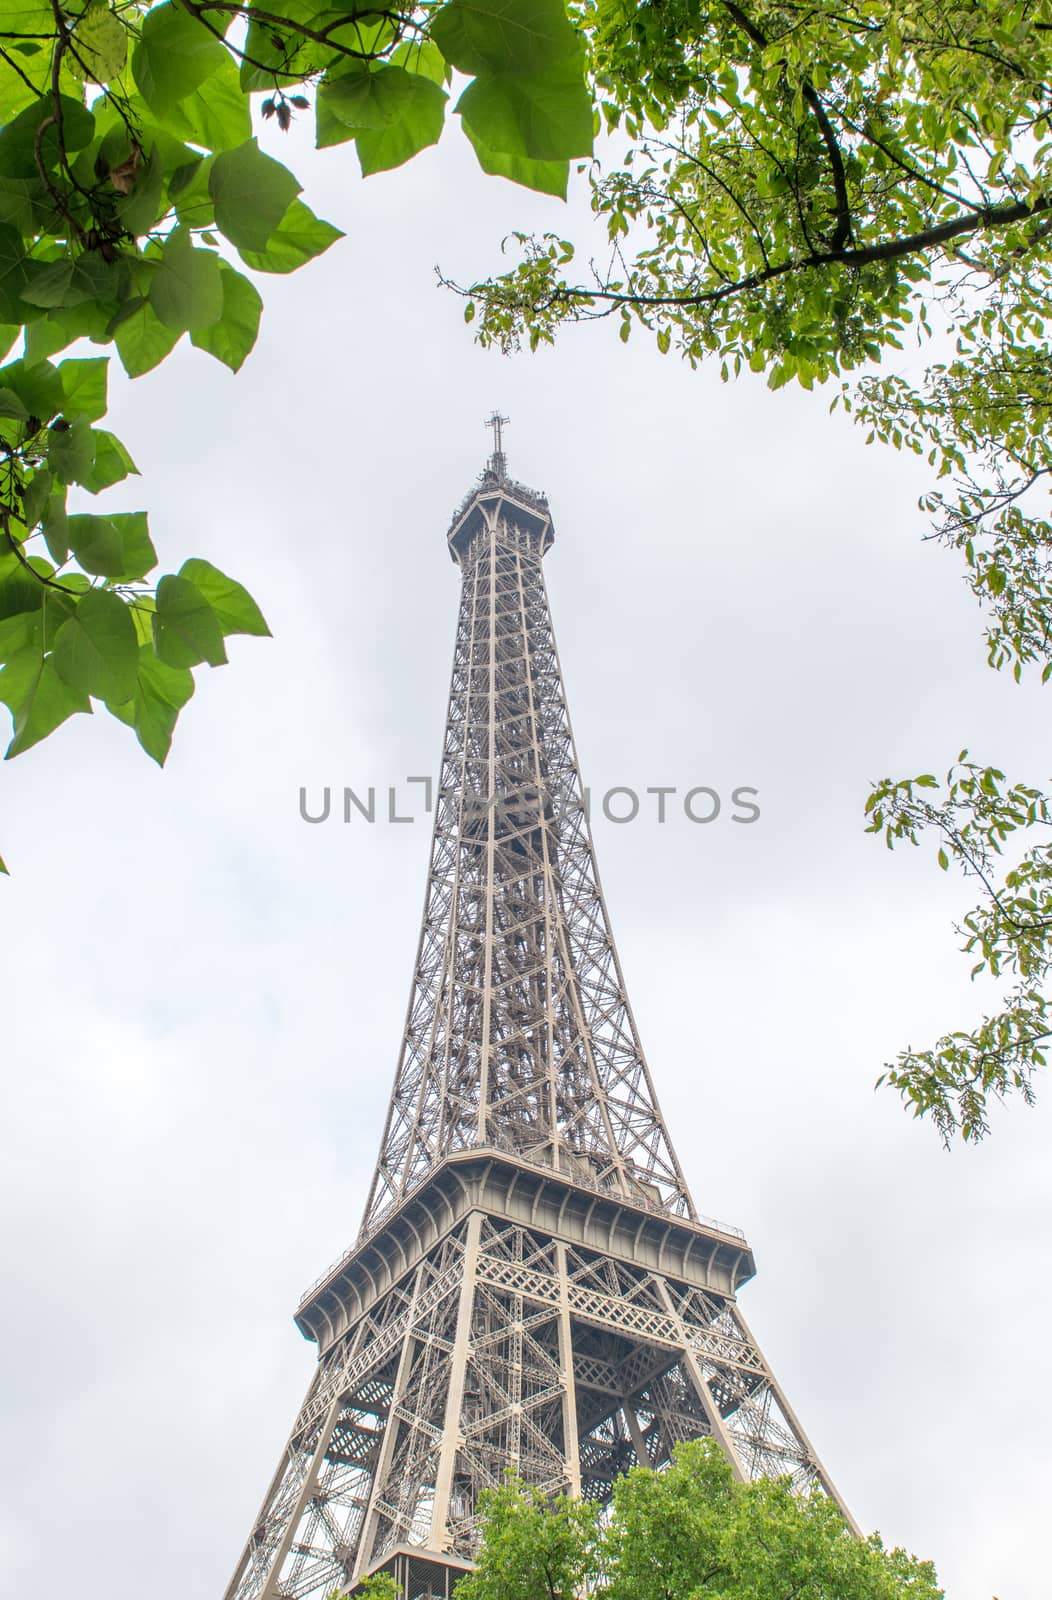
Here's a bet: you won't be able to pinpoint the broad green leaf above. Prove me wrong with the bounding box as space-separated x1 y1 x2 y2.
71 5 128 84
0 386 28 421
0 95 95 180
238 0 381 91
0 646 91 758
23 316 76 365
165 56 252 152
0 223 32 323
153 574 227 668
0 325 19 362
42 493 68 564
463 133 568 196
127 645 195 765
48 418 96 486
149 228 223 334
170 155 215 228
115 145 166 237
130 597 155 648
53 588 138 703
21 260 88 311
59 357 108 423
68 512 122 576
456 64 593 161
320 64 423 133
0 358 63 421
315 94 357 152
66 510 156 580
356 77 447 176
391 40 451 86
79 430 138 494
0 178 35 235
431 0 582 77
107 512 157 581
20 468 52 530
0 607 42 658
178 558 270 638
190 263 262 372
236 200 343 275
132 2 226 117
209 139 301 253
114 298 182 378
0 570 42 624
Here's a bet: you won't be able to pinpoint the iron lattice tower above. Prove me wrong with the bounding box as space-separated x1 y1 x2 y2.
226 431 851 1600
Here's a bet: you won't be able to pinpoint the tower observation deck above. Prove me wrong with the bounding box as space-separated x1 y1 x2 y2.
224 424 851 1600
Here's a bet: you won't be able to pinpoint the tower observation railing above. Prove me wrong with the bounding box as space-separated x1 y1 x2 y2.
296 1142 746 1314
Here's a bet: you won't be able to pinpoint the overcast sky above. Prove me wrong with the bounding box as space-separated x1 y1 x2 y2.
1 108 1048 1600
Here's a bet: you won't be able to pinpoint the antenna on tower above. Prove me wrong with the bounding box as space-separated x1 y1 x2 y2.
485 410 510 481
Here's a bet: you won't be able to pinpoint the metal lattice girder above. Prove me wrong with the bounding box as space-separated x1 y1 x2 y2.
225 1184 851 1599
224 456 853 1600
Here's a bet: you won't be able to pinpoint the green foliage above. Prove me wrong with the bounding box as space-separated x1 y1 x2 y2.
328 1572 400 1600
866 757 1052 1143
457 1441 943 1600
456 1477 598 1600
451 0 1052 1139
0 0 592 869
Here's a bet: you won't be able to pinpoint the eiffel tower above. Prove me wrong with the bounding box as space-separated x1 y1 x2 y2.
225 422 852 1600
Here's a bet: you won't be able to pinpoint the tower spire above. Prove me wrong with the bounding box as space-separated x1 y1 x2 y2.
223 454 853 1600
484 409 509 480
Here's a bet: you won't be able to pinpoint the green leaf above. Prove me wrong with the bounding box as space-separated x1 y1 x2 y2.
122 645 195 765
209 138 302 253
150 228 223 334
0 385 28 421
59 357 109 423
0 606 42 658
68 513 122 576
236 199 343 275
431 0 582 76
153 574 227 667
79 430 138 494
116 144 166 237
114 298 182 378
42 492 68 564
21 260 85 311
48 419 96 486
461 133 568 196
0 222 32 323
164 56 251 152
190 263 262 372
132 1 226 117
392 40 451 86
457 64 593 161
320 63 423 132
107 512 157 581
0 95 95 179
0 358 63 421
66 510 156 580
355 77 449 176
0 177 36 236
178 558 270 637
71 5 128 84
53 588 138 703
0 646 91 757
20 468 52 531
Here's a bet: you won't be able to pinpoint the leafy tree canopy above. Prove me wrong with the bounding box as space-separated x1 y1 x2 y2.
0 0 592 871
449 1440 943 1600
459 0 1052 1143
